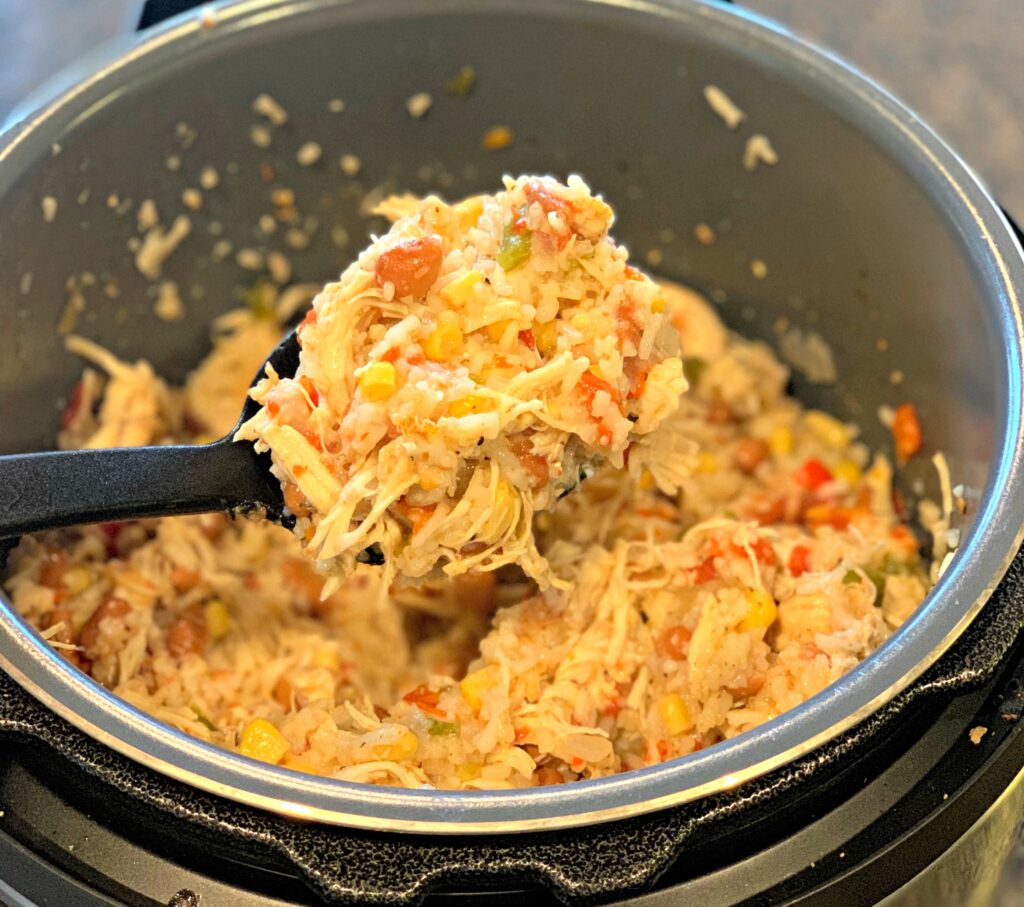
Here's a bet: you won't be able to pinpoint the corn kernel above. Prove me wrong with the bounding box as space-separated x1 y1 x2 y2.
534 320 558 355
440 269 483 306
776 593 831 646
312 647 339 670
424 311 464 361
454 196 485 232
651 297 666 314
374 727 419 761
639 469 656 491
450 393 495 418
739 588 778 631
485 319 514 343
358 361 397 401
769 425 794 457
239 718 290 764
696 452 718 474
804 411 851 449
657 693 693 735
460 665 500 711
61 566 92 595
834 459 862 486
456 762 483 782
282 752 319 774
203 599 231 639
570 312 594 333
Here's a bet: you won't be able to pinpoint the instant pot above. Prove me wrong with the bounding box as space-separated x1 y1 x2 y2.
2 0 1024 903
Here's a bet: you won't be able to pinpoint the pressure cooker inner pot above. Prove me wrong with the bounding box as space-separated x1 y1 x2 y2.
0 0 1018 831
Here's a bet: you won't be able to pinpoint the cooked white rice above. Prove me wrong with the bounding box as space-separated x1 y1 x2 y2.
3 192 930 789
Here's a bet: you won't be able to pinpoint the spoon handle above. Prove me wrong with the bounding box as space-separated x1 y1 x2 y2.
0 440 279 538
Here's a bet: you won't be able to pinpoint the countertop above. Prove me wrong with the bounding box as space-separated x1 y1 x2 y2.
1 0 1022 903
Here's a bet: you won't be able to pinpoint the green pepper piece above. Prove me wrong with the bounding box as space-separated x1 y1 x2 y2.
863 567 887 604
496 227 531 272
243 278 277 319
447 66 476 97
427 719 459 737
190 705 219 732
683 357 707 387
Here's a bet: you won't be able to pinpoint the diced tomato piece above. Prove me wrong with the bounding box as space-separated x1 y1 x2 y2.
381 346 402 363
267 401 280 417
402 684 445 718
296 307 317 346
794 458 833 491
509 207 530 235
302 429 323 451
661 624 693 659
395 499 437 534
615 301 642 348
749 495 787 526
656 740 669 760
518 329 536 352
892 402 923 463
523 179 576 225
788 545 811 578
693 557 717 584
733 537 778 566
375 236 444 299
804 503 852 530
577 371 619 409
624 264 644 281
514 726 530 743
889 524 919 556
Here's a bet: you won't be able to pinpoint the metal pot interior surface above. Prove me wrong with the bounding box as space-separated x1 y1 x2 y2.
0 0 1022 833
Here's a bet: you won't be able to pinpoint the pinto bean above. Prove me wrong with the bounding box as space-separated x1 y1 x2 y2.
533 765 564 787
79 597 131 655
734 438 770 474
166 606 208 657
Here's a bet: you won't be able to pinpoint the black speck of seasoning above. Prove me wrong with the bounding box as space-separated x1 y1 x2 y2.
477 437 484 446
356 543 385 566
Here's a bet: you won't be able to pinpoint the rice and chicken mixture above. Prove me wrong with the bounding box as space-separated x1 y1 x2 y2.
2 191 931 789
237 176 687 591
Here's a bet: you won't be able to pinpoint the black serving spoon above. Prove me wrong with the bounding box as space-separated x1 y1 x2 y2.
0 332 301 539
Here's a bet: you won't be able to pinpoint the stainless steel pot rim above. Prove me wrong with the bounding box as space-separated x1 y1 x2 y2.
1 0 1023 835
